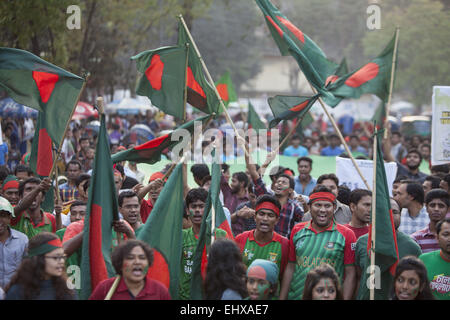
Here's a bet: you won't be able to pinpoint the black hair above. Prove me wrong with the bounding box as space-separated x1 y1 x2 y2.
70 200 87 210
232 172 249 188
317 173 339 186
407 148 423 163
0 165 10 182
442 174 450 186
349 189 372 206
436 217 450 235
393 175 408 184
403 181 425 204
18 177 42 197
337 185 351 206
276 173 295 190
185 188 208 208
424 175 442 190
66 159 82 171
297 156 313 166
255 194 281 212
75 173 91 188
425 188 450 207
111 240 154 276
430 164 449 174
14 164 33 176
118 190 138 207
191 164 210 181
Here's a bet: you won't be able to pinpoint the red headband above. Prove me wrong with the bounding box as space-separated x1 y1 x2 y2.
255 202 280 217
309 192 336 204
3 180 19 190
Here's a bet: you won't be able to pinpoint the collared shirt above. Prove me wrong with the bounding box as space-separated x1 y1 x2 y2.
294 176 317 196
395 162 428 184
0 227 28 288
11 210 56 240
253 177 303 239
89 277 171 300
398 206 430 235
320 146 344 156
59 182 79 203
221 175 250 236
301 200 352 225
411 225 440 253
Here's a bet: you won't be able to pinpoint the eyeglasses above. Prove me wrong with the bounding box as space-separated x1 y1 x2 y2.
44 255 67 262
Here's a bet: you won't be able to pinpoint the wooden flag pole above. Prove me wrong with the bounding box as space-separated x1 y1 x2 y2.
369 129 378 301
384 27 400 139
309 84 371 190
178 14 249 158
104 276 121 300
183 43 190 121
49 74 89 181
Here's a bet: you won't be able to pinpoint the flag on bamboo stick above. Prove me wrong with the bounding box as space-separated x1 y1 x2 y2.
190 153 234 300
255 0 338 93
137 163 184 299
111 114 211 164
132 46 188 119
371 101 387 130
247 101 266 130
267 95 319 128
0 48 84 176
362 128 399 300
177 21 220 115
324 33 398 107
80 113 119 300
215 70 237 108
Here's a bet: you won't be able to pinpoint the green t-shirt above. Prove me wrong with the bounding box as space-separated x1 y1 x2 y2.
11 211 55 240
355 231 422 300
179 227 227 300
419 250 450 300
56 228 81 269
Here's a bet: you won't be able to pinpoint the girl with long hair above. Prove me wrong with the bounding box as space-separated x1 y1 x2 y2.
5 232 75 300
302 264 344 300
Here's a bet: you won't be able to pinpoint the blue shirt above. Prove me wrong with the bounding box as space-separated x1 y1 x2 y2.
283 145 308 157
321 146 344 156
0 227 28 288
0 143 8 165
294 176 317 196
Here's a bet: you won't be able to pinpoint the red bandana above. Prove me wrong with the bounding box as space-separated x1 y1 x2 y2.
309 192 336 204
255 201 280 217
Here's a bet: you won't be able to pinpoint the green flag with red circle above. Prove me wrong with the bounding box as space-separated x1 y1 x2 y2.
136 162 185 299
0 47 84 177
267 95 319 128
215 70 237 110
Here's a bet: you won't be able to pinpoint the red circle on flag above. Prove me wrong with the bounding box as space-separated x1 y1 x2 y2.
146 249 170 289
345 62 379 88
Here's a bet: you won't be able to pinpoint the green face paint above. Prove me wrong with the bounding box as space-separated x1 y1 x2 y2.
257 282 271 300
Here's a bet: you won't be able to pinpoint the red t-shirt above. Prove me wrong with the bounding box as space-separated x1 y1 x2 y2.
344 224 369 240
140 199 154 224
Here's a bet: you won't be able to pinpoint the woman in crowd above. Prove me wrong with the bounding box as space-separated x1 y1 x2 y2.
89 239 170 300
246 259 279 300
390 256 435 300
204 238 248 300
5 232 76 300
302 264 344 300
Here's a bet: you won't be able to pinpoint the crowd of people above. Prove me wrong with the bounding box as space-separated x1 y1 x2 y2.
0 109 449 301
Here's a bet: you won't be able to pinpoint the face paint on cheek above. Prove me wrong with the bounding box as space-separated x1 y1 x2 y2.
189 210 195 217
123 261 132 274
257 283 271 300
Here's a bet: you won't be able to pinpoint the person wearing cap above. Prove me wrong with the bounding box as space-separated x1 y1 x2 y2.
246 259 280 300
4 232 76 299
247 156 303 239
235 195 289 281
0 196 28 289
279 185 357 300
1 175 20 206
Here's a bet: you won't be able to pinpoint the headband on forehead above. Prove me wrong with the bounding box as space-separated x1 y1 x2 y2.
255 201 280 217
27 238 63 258
309 192 336 204
2 175 19 191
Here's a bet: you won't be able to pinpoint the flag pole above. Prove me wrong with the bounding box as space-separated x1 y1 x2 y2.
383 27 400 139
104 276 121 300
309 84 371 190
370 128 378 300
49 74 89 181
183 43 190 121
178 14 249 158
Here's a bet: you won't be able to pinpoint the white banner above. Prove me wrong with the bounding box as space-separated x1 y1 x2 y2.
431 86 450 166
336 157 397 197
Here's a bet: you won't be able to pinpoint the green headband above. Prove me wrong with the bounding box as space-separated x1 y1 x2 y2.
27 238 63 257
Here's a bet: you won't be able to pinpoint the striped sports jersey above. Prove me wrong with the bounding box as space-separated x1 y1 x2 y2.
287 221 356 300
235 230 289 278
179 227 199 300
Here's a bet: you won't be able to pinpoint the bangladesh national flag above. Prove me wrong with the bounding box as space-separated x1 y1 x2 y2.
111 114 212 164
255 0 338 93
0 48 84 153
177 21 220 115
247 100 266 130
215 70 237 109
80 114 120 300
132 46 188 120
190 153 234 300
324 32 398 107
267 95 319 128
136 163 184 299
371 101 387 130
363 128 399 300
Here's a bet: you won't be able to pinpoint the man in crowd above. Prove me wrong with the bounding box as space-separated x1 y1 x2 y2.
0 196 28 289
411 188 449 253
118 190 143 237
190 164 210 187
283 134 308 157
394 180 429 235
137 174 164 224
59 160 83 202
1 175 20 207
302 173 352 224
355 198 422 300
221 171 249 236
390 131 407 162
234 194 289 280
422 175 442 197
345 189 371 240
419 218 450 300
279 185 357 300
320 134 344 156
294 156 317 197
348 134 368 157
13 164 33 182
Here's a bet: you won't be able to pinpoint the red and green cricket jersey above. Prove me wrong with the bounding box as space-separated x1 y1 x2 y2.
287 221 356 300
235 230 289 279
179 227 199 300
11 210 56 240
419 250 450 300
